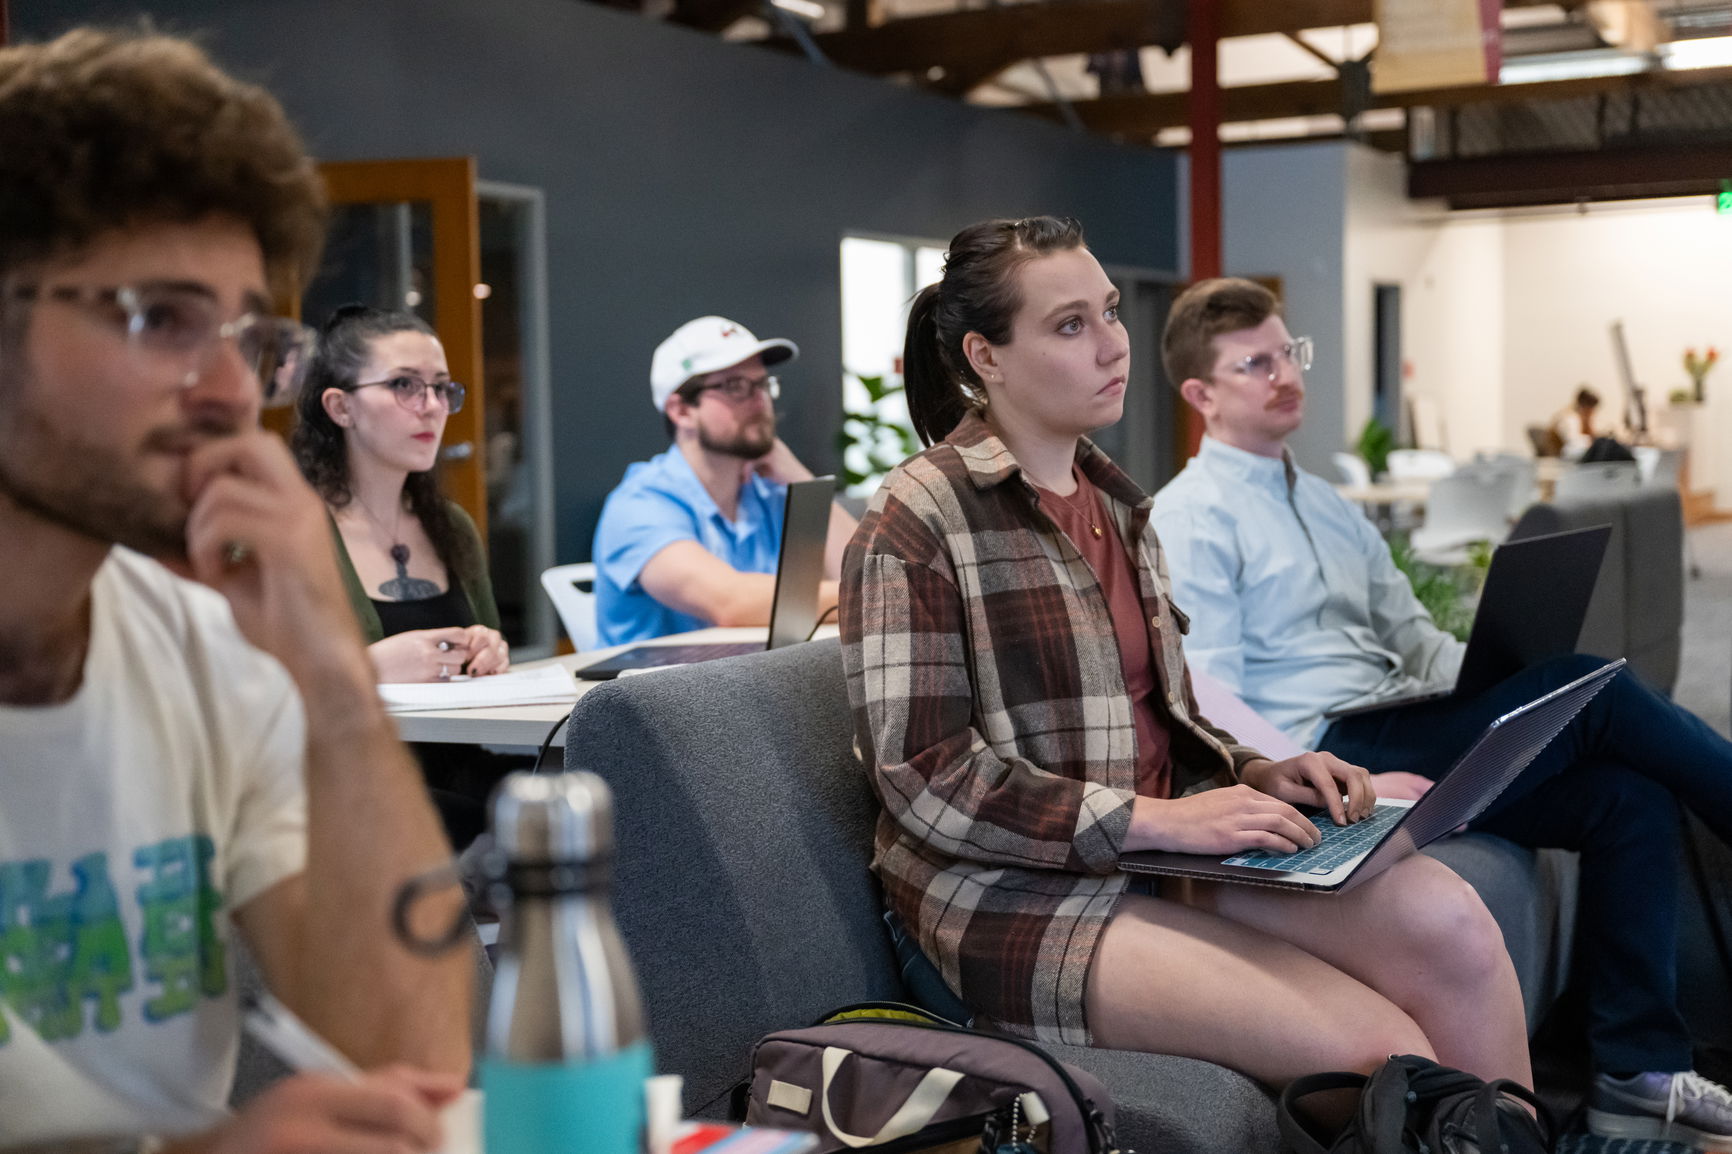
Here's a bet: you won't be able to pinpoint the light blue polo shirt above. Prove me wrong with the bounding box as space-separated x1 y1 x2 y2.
592 445 788 646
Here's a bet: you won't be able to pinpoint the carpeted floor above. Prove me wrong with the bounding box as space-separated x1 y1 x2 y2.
1676 523 1732 740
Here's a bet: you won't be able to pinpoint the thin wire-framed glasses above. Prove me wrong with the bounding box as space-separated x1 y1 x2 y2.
690 374 781 403
6 282 316 408
351 375 468 415
1218 336 1314 383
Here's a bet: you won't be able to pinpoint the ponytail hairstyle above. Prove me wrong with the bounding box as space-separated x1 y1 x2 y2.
291 303 474 578
903 216 1087 446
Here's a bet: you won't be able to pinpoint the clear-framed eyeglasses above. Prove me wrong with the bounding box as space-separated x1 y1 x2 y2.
351 374 468 415
5 282 317 408
691 374 781 403
1218 336 1314 383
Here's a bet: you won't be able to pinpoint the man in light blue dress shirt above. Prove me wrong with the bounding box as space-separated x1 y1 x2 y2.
1151 277 1732 1146
593 316 856 646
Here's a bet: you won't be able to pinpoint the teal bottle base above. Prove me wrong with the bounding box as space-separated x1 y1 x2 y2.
482 1042 654 1154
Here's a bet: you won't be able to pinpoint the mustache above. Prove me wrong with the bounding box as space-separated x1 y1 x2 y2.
140 413 243 454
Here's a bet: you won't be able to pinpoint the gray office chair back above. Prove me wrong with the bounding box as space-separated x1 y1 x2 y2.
562 638 903 1115
1510 486 1682 692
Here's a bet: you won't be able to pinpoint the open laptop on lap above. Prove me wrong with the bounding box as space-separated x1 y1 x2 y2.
576 476 834 680
1118 659 1622 893
1322 524 1611 722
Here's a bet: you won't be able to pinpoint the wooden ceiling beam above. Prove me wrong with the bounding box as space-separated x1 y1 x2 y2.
1022 64 1732 137
810 0 1184 79
1410 143 1732 209
798 0 1563 81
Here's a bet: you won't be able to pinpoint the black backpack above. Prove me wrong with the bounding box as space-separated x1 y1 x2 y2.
1277 1054 1554 1154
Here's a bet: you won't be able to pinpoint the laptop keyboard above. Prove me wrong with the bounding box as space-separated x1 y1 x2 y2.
1222 803 1406 874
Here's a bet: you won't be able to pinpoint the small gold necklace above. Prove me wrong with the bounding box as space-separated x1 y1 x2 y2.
1046 472 1103 539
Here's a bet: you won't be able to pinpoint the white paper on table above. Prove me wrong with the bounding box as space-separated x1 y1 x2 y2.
379 665 579 712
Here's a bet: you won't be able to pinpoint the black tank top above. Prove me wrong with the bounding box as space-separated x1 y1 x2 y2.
371 582 477 638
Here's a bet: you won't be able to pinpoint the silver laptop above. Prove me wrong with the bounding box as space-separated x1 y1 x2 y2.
1118 659 1622 893
575 477 834 680
1323 525 1610 721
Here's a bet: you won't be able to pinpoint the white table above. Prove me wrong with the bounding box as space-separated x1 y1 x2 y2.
390 626 838 748
1334 479 1433 507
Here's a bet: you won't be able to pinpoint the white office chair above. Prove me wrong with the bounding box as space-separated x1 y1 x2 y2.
1386 448 1457 482
1409 470 1517 566
1554 461 1640 503
540 562 599 652
1332 451 1372 488
1459 458 1537 519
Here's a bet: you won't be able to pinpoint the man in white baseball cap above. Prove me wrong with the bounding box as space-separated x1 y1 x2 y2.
591 315 857 646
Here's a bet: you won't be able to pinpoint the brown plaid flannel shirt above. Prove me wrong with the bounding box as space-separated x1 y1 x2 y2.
840 412 1266 1045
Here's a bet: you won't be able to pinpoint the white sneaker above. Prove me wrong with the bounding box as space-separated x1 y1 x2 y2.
1587 1070 1732 1152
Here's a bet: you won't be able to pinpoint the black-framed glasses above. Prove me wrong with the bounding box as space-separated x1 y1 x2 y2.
6 282 317 408
352 374 467 414
1216 336 1314 384
690 374 781 403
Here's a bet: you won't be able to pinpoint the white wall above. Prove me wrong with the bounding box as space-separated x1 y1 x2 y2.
1407 216 1506 459
1187 145 1732 502
1343 148 1448 445
1495 200 1732 495
1341 147 1509 461
1182 142 1350 472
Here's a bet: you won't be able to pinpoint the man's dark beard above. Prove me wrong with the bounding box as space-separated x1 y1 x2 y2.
698 415 776 460
0 380 237 561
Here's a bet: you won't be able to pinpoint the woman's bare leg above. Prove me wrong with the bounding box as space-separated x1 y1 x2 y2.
1084 892 1435 1086
1191 854 1532 1087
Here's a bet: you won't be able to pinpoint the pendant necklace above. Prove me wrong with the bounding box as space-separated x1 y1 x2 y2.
356 494 441 600
1049 471 1104 539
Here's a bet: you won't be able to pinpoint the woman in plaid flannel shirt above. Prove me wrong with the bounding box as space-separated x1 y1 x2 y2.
839 217 1533 1091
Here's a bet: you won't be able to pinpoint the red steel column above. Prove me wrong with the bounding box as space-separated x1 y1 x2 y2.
1184 0 1222 455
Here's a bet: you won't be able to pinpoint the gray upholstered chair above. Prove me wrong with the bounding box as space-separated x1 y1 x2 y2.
563 638 1281 1153
1510 485 1683 693
562 638 1580 1154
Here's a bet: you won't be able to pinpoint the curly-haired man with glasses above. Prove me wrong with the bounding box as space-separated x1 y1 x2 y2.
592 314 857 645
0 28 470 1151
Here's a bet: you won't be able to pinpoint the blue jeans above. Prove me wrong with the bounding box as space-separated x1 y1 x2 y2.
1320 654 1732 1075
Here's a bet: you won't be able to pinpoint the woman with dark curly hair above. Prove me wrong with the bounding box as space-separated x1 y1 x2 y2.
293 304 509 683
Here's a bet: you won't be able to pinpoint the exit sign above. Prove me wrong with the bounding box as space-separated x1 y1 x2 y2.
1720 189 1732 214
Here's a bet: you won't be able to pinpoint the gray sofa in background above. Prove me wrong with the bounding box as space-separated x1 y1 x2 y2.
563 638 1578 1154
1510 484 1684 694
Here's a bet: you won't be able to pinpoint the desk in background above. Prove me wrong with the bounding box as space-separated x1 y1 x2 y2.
392 626 839 748
1334 479 1434 508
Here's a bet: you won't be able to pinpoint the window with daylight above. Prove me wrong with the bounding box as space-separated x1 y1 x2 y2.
839 235 945 496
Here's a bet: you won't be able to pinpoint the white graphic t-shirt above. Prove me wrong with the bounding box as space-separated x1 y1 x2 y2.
0 548 308 1144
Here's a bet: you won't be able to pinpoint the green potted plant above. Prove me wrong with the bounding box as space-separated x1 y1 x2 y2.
838 373 920 493
1683 346 1719 405
1356 416 1395 479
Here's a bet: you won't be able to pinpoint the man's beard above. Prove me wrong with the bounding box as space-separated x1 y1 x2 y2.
697 413 776 460
0 371 236 562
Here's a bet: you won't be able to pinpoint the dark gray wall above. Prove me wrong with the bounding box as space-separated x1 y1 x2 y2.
20 0 1179 559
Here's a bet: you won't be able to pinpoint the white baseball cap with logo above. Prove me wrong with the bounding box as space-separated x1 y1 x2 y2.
650 315 799 412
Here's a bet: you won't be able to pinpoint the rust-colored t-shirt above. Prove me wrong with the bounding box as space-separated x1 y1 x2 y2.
1034 467 1173 799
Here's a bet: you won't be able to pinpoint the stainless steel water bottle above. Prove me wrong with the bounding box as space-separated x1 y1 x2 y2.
480 771 653 1154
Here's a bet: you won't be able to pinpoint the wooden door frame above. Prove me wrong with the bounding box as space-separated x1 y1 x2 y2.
317 157 487 538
